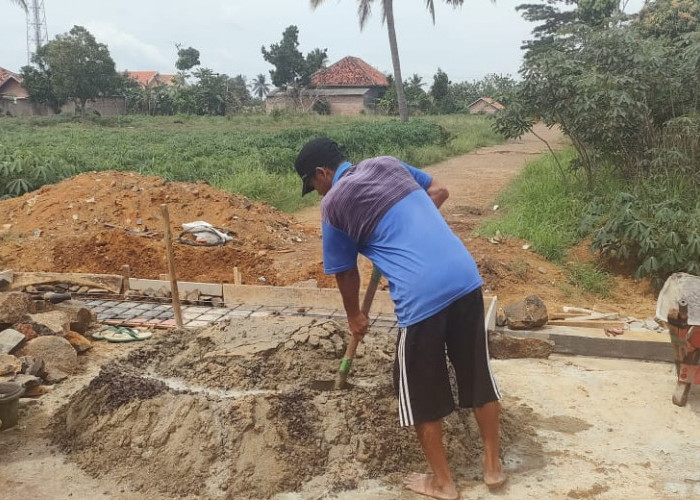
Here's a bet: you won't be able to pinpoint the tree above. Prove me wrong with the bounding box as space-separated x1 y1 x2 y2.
405 73 431 113
430 68 457 114
311 0 465 122
251 73 271 99
261 25 327 88
175 45 201 72
20 26 118 116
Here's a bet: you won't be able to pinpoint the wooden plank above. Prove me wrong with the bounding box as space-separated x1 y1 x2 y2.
548 312 590 320
547 320 626 330
9 272 123 293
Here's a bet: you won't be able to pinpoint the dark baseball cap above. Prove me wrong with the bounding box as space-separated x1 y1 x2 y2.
294 138 344 196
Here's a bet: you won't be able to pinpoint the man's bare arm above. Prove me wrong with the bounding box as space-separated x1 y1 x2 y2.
427 178 449 208
335 266 369 338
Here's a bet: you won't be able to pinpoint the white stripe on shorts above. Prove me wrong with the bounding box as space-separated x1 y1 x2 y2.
398 327 414 426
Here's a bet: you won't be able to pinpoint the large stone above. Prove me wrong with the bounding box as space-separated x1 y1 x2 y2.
0 328 26 354
20 336 78 374
0 292 33 324
488 331 555 359
0 354 20 376
62 331 92 353
52 300 97 334
14 323 39 341
504 295 549 330
44 367 68 384
16 310 70 336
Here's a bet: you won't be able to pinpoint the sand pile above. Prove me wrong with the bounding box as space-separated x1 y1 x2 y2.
52 317 539 499
0 171 333 287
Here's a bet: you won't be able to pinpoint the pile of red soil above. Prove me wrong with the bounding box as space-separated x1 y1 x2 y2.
0 171 333 286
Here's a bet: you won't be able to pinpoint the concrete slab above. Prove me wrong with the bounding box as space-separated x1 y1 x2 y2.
499 325 674 362
222 284 396 313
129 279 223 298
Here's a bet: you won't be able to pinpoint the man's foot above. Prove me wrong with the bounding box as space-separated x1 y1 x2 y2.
404 473 459 500
482 458 507 489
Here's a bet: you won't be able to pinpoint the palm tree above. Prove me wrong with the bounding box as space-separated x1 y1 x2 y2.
311 0 464 122
10 0 28 11
251 74 271 99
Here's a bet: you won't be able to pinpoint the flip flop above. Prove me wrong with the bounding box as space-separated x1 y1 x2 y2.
91 326 110 340
103 326 152 343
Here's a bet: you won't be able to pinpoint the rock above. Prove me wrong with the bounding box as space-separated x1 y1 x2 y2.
17 310 71 336
0 354 20 376
504 295 549 330
44 367 68 384
488 331 555 359
19 356 46 378
184 289 201 302
496 307 507 327
23 385 52 397
0 328 26 354
62 331 93 353
20 336 78 374
0 292 34 324
52 300 97 334
14 323 39 341
12 373 42 389
211 297 224 307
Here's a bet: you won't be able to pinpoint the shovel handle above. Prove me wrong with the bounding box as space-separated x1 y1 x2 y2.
342 266 382 361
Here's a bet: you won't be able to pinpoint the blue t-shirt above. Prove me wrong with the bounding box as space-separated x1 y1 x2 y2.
321 156 482 327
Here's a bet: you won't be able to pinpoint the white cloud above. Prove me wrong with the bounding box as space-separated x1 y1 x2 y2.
82 21 170 71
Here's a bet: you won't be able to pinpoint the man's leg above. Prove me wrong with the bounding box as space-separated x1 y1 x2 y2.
474 401 506 487
393 318 459 499
445 289 506 488
404 419 458 500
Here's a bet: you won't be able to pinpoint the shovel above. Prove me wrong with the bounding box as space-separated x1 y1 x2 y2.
334 265 382 390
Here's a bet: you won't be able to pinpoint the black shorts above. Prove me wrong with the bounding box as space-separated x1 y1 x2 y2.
392 287 501 427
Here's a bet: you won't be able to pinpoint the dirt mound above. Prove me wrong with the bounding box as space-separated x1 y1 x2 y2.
52 317 540 499
0 171 333 286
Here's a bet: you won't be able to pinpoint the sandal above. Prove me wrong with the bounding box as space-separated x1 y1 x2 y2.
103 326 152 343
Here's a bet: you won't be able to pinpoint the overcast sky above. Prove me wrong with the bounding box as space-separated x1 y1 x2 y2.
2 0 646 85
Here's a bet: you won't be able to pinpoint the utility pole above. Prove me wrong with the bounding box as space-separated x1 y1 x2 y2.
26 0 48 64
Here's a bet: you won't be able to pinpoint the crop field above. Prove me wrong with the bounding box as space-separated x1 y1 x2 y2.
0 113 501 211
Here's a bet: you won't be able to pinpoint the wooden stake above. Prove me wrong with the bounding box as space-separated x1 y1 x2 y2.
160 204 183 328
121 265 131 294
233 266 242 285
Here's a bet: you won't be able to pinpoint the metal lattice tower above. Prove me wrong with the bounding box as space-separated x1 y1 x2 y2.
26 0 48 63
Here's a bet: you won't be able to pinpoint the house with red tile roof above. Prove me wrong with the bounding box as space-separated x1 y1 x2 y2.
127 71 178 89
467 97 505 115
0 66 28 99
266 56 389 116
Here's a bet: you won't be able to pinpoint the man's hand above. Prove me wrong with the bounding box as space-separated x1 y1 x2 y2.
347 310 369 340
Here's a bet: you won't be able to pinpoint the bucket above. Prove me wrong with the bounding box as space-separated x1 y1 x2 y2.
0 382 25 430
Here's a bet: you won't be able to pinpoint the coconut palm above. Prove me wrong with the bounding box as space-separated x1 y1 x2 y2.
311 0 464 122
251 73 271 99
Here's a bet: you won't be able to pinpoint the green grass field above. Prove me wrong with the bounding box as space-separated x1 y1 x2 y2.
0 113 502 212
